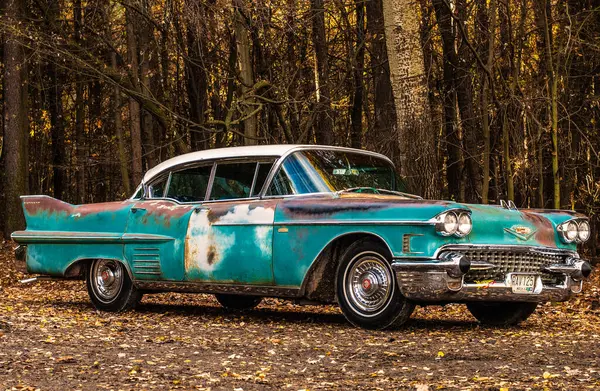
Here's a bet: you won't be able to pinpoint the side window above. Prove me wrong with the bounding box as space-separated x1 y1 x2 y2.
210 162 256 201
166 165 212 202
250 162 274 196
148 177 168 198
132 186 143 200
268 169 295 196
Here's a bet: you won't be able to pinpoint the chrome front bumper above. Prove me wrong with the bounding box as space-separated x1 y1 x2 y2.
391 250 591 303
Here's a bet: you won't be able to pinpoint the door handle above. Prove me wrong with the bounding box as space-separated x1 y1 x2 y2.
131 207 146 213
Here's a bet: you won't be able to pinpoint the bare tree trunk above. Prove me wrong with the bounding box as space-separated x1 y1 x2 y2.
455 0 481 203
480 0 497 203
310 0 334 145
542 2 560 209
285 0 299 143
366 0 398 160
139 0 157 168
233 0 258 145
1 0 29 237
382 0 438 197
74 0 86 203
186 20 209 150
111 52 131 195
431 0 461 200
42 0 66 201
126 3 143 185
350 0 365 149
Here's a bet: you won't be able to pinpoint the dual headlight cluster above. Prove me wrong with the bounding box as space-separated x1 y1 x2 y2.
558 218 590 243
435 210 472 237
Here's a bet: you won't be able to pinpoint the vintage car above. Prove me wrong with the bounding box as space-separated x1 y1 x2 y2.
12 145 593 329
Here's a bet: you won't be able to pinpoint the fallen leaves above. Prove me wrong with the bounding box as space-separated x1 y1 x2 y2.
0 241 599 390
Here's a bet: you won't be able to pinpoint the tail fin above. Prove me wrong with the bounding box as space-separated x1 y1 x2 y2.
20 195 74 230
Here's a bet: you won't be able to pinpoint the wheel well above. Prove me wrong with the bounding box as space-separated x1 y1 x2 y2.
300 233 392 303
64 258 133 280
64 259 93 279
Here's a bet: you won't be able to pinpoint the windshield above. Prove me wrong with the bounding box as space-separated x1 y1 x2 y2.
268 150 407 196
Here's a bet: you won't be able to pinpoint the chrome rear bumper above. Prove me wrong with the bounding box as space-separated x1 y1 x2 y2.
391 250 591 303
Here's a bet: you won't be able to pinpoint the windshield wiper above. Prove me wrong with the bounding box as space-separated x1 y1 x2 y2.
336 187 422 199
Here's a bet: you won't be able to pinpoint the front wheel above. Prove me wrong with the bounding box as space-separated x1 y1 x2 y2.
466 302 538 326
86 259 142 312
336 239 415 329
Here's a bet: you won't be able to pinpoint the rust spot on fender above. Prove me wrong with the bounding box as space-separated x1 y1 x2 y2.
521 212 557 247
207 244 217 265
23 196 73 216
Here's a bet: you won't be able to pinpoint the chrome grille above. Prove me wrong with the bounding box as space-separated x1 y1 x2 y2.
444 247 570 282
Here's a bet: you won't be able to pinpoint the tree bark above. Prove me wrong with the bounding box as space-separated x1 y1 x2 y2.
74 0 86 203
382 0 438 197
111 52 131 195
126 2 143 186
542 2 560 209
186 15 209 150
455 0 481 203
139 0 157 169
431 0 462 200
480 0 497 203
366 0 398 160
1 0 29 237
233 0 258 145
350 0 365 149
310 0 334 145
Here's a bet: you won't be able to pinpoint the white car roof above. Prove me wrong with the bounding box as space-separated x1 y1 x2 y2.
142 144 391 183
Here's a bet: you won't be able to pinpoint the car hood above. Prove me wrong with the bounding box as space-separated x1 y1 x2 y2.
274 194 580 250
461 204 581 249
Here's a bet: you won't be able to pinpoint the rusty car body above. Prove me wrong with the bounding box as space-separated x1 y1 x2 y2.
12 145 593 329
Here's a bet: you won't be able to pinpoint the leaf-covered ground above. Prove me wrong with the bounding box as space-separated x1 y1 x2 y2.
1 241 599 391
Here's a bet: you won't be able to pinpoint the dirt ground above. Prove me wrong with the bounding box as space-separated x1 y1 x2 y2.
1 241 599 391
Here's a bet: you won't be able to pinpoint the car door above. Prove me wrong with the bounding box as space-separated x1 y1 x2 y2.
184 160 277 285
123 165 212 282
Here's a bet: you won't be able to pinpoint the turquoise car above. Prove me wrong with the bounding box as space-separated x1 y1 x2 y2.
12 145 592 329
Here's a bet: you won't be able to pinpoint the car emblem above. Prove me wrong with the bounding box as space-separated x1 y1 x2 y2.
504 225 536 241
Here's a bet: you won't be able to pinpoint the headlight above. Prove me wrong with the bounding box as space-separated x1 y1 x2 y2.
565 221 578 242
558 218 590 243
443 212 458 235
435 210 470 237
578 220 591 242
457 212 472 237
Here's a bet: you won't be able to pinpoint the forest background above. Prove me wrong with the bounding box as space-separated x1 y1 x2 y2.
0 0 599 259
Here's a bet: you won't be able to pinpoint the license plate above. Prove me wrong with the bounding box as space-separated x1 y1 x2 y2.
510 274 539 294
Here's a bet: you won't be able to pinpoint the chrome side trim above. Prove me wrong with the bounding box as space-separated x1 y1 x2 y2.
12 231 122 243
12 231 174 244
121 234 175 243
134 280 301 298
275 220 434 226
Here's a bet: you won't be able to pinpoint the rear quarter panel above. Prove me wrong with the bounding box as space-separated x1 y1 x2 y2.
13 196 133 276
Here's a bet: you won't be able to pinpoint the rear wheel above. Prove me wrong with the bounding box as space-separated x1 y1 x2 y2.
336 239 414 329
215 294 262 310
86 259 142 312
466 302 538 326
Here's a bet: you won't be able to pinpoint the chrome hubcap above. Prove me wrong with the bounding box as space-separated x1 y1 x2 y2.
345 255 392 315
92 260 123 302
